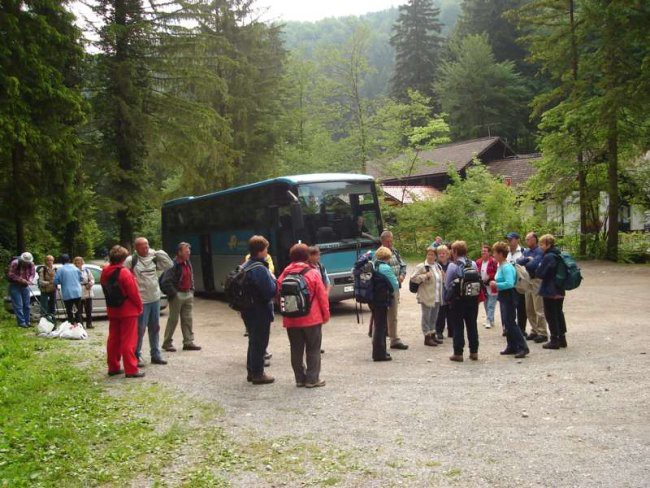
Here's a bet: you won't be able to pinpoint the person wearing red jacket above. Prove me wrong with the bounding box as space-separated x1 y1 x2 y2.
101 245 144 378
276 243 330 388
476 243 498 329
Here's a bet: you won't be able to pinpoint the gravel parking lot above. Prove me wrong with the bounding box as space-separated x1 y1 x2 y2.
97 261 650 486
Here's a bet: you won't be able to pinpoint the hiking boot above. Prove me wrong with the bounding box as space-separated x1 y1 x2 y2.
373 354 392 362
526 332 539 341
500 348 516 355
469 353 478 361
251 373 275 385
108 369 124 376
559 335 567 348
514 349 529 358
534 335 548 344
424 335 437 347
543 337 561 350
449 354 464 362
390 342 409 350
163 344 176 352
126 372 145 378
305 379 326 388
183 344 202 351
151 357 168 365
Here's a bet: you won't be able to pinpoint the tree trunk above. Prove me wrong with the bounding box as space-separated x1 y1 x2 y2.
12 143 26 253
118 208 133 251
605 116 618 261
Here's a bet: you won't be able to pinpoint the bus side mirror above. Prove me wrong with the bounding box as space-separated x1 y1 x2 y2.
290 202 305 231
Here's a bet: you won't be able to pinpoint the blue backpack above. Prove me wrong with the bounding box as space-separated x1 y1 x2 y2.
555 253 582 291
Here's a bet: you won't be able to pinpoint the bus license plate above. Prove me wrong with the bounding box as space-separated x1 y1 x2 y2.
344 285 354 293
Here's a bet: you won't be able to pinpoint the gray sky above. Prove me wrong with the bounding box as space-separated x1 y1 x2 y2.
256 0 399 22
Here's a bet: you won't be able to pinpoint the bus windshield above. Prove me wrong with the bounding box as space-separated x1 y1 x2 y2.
297 181 380 246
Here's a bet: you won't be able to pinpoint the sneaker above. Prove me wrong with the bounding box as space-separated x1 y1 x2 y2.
108 369 124 376
534 335 548 344
251 373 275 385
305 379 326 388
484 321 491 329
435 333 444 342
163 345 176 352
526 332 539 341
390 342 409 350
500 349 516 355
151 357 168 365
183 344 202 351
514 349 529 358
125 372 145 378
543 338 560 350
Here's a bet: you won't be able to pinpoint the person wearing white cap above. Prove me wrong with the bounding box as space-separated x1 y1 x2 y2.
7 252 36 327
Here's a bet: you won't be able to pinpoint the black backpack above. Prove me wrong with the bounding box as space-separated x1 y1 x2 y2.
224 262 265 312
102 268 127 307
279 268 311 317
459 260 481 297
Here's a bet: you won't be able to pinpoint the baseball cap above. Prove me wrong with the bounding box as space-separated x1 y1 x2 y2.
20 252 34 263
505 232 520 240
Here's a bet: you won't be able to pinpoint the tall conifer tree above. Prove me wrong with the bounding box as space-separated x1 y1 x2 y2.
390 0 443 101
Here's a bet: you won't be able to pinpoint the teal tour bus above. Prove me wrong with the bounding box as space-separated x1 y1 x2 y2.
161 173 383 301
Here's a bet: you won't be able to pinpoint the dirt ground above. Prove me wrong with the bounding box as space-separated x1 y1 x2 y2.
96 261 650 487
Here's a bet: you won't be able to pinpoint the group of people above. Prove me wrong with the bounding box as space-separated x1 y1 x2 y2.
8 227 569 382
401 231 569 362
7 252 95 329
7 239 200 379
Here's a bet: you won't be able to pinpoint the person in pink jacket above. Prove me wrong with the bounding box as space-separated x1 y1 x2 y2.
277 243 330 388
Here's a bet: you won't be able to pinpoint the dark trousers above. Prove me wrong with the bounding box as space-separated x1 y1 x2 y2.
287 325 322 385
244 316 271 377
516 291 527 333
370 305 388 360
63 298 82 324
39 291 56 316
449 297 479 355
81 298 93 328
499 289 528 353
543 297 567 338
435 304 451 338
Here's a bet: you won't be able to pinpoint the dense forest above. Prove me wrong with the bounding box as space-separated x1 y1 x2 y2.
1 0 649 262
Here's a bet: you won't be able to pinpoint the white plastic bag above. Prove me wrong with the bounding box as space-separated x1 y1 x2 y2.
37 317 55 334
57 322 88 340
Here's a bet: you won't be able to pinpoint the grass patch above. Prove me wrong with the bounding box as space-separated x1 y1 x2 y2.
0 317 375 487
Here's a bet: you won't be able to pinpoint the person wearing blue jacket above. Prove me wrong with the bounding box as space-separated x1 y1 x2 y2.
54 254 83 326
241 236 278 385
516 232 548 343
492 242 529 358
535 234 568 350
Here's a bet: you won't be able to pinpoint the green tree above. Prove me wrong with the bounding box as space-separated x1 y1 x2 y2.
390 0 444 101
0 0 86 254
455 0 528 73
435 34 530 147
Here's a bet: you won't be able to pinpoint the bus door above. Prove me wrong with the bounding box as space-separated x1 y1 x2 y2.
199 234 215 292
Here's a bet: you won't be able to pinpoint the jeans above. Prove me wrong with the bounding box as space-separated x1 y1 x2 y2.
40 291 56 316
243 316 271 377
63 298 82 324
370 305 388 360
9 283 31 326
287 325 322 385
543 297 567 338
137 301 162 360
483 294 497 325
435 304 450 338
420 303 440 335
449 297 479 355
499 289 528 353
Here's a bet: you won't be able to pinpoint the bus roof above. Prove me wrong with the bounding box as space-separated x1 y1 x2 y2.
162 173 375 207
